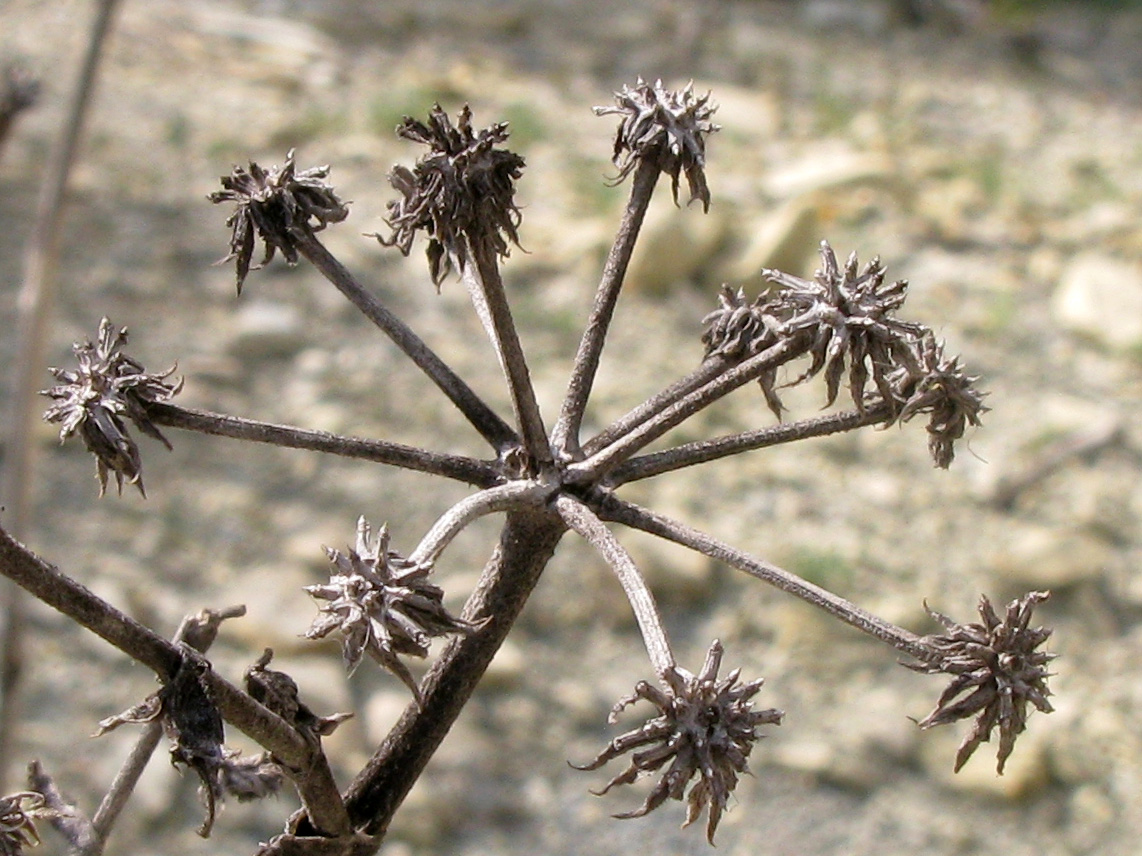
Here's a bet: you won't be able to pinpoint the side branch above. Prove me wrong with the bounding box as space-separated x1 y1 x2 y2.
551 159 659 456
293 232 518 455
147 403 499 488
553 495 674 675
612 401 894 483
0 526 350 836
597 497 934 663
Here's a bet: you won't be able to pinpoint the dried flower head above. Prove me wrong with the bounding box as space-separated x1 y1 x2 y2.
575 640 782 843
245 648 352 743
763 241 926 412
42 318 182 496
305 516 478 703
701 285 785 418
895 336 987 468
594 78 719 211
0 792 51 856
210 149 349 293
374 104 525 286
907 591 1054 774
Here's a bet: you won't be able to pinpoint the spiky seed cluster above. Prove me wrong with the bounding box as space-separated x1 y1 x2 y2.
209 149 349 293
576 640 782 844
305 516 478 703
907 591 1055 774
701 285 785 418
0 792 51 856
376 104 525 286
896 337 988 468
41 318 182 496
95 649 282 837
594 78 719 211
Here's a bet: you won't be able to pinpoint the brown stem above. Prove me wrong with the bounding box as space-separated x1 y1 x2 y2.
293 509 568 842
293 232 518 455
0 525 351 836
147 402 499 488
463 240 552 467
551 159 659 457
0 0 122 790
566 337 807 485
612 402 895 484
597 497 936 663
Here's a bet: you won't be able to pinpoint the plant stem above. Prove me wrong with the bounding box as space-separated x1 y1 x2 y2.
551 159 659 457
580 355 728 457
612 402 895 483
408 479 552 567
597 497 935 663
0 0 122 789
462 240 552 467
317 510 566 842
147 402 499 488
0 525 351 836
566 337 807 485
554 495 674 675
294 232 518 455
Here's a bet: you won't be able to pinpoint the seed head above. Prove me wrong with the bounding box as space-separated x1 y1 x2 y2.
305 516 479 704
907 591 1055 774
374 104 525 287
575 640 782 844
42 318 181 496
210 149 349 293
701 284 786 418
0 792 52 856
595 78 719 211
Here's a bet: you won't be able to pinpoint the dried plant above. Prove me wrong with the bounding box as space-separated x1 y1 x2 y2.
0 78 1054 856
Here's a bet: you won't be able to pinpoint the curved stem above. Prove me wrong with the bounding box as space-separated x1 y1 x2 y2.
552 159 659 457
598 496 935 664
293 232 518 455
147 402 499 488
612 402 894 484
554 495 675 676
408 479 553 567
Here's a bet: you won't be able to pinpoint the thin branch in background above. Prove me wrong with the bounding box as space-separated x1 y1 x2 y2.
0 0 123 790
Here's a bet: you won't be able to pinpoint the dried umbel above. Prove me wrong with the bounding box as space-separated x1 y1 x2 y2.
908 591 1055 773
375 104 525 285
595 78 719 210
41 317 181 496
305 516 478 703
895 336 988 468
576 640 782 843
210 149 349 293
763 241 926 413
0 792 51 856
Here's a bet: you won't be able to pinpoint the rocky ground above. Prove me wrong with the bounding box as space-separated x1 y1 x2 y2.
2 1 1142 854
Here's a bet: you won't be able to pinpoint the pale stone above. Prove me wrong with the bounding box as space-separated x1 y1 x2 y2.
1052 252 1142 350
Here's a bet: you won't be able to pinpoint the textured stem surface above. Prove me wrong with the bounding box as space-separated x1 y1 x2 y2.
613 402 894 483
295 233 518 454
552 159 659 456
148 403 499 487
599 497 934 662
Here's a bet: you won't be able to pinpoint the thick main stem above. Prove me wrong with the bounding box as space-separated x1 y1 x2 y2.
294 233 518 455
147 402 499 488
464 240 552 466
598 497 934 663
325 509 566 841
551 159 659 457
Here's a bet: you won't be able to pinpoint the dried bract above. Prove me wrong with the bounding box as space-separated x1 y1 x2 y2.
575 640 782 844
764 241 926 412
595 78 719 211
0 792 51 856
41 318 181 496
375 104 525 286
245 648 352 744
210 149 349 293
907 591 1054 773
895 337 987 468
701 285 785 418
305 516 478 703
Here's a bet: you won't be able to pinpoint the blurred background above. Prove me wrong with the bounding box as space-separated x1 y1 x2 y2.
2 1 1142 853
